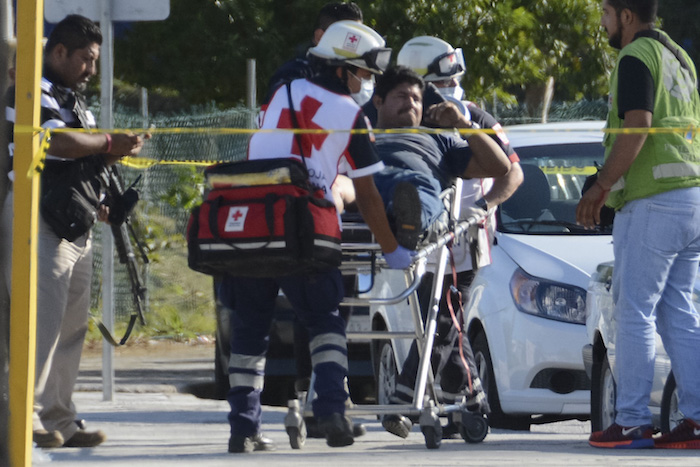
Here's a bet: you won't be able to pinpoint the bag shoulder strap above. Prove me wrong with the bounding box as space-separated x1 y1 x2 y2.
636 29 695 82
285 81 309 170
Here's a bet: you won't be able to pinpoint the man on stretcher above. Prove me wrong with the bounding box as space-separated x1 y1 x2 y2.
333 65 512 250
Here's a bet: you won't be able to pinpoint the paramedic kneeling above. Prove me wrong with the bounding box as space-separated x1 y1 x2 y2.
218 21 412 453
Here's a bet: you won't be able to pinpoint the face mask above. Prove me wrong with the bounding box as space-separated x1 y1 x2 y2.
438 85 465 102
351 77 375 106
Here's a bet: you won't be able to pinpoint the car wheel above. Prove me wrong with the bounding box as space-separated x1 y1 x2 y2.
374 340 398 406
661 371 683 433
591 353 616 432
471 331 531 431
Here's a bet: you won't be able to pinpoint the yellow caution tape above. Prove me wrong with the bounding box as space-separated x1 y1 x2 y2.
540 166 597 175
13 124 698 177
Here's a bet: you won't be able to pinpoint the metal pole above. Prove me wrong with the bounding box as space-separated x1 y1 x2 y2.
0 1 14 464
10 0 44 464
100 0 115 402
139 86 149 312
246 58 256 128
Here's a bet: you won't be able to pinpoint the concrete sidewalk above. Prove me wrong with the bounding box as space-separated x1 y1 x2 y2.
25 342 700 466
32 390 700 466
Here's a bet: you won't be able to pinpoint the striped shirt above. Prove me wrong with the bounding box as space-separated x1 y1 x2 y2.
5 73 96 181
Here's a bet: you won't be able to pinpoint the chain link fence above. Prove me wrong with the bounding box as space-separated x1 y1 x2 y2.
86 96 607 338
88 103 254 338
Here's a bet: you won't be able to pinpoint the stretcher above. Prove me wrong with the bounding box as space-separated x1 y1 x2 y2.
283 178 489 449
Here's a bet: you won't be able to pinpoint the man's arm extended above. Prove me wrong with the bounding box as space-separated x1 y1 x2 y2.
48 132 147 162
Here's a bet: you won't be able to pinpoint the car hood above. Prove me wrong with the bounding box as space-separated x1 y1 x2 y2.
497 233 615 288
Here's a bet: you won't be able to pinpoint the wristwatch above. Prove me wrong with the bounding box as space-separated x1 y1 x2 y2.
475 197 488 212
470 121 481 129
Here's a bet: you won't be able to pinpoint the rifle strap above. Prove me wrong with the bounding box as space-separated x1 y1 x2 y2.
91 313 139 347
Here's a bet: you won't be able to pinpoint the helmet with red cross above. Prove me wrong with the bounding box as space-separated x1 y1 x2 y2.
307 20 391 75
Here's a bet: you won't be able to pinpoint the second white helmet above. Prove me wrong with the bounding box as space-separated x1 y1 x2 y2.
307 20 392 74
397 36 465 82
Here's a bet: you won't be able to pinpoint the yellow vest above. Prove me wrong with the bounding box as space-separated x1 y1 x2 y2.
605 30 700 210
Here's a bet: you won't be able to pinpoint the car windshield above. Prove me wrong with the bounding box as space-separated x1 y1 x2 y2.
498 142 610 235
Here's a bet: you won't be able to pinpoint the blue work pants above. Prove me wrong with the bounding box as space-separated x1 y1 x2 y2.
612 187 700 426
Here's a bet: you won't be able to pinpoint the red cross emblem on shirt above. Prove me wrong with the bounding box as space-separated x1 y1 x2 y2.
278 96 329 157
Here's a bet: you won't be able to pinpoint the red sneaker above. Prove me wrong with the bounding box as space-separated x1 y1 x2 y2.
655 419 700 449
589 423 654 449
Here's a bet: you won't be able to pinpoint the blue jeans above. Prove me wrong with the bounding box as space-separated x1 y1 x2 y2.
374 167 445 232
218 270 347 437
612 187 700 426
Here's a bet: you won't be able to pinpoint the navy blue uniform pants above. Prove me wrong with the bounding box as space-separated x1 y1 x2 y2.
218 269 347 437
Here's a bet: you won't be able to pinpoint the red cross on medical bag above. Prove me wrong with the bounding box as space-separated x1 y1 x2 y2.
187 158 342 277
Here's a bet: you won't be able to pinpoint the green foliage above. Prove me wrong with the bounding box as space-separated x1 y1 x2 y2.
114 0 698 109
361 0 613 103
87 243 216 344
160 165 205 212
145 247 216 339
115 0 614 107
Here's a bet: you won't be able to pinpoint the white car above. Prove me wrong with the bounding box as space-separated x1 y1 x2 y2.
583 262 700 433
370 121 614 430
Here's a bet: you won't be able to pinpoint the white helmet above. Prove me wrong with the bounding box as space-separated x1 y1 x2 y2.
397 36 465 82
308 20 392 74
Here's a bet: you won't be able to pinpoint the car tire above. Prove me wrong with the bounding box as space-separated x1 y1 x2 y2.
661 371 683 434
591 353 616 432
374 340 398 406
471 331 531 431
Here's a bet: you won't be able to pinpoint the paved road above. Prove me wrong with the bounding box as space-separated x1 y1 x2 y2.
28 341 700 466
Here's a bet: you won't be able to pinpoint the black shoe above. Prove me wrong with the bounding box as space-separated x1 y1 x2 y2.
382 414 412 439
228 433 276 453
318 413 354 448
392 182 422 250
63 429 107 448
306 416 366 439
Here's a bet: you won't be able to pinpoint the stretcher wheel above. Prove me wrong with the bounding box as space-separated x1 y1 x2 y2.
421 424 442 449
284 399 306 449
459 413 488 444
286 423 306 449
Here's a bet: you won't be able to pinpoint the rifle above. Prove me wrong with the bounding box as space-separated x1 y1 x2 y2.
94 164 150 346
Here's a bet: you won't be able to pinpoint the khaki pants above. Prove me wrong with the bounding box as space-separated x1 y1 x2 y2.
33 218 93 440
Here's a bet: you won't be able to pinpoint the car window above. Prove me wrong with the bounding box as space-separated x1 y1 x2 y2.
498 142 608 235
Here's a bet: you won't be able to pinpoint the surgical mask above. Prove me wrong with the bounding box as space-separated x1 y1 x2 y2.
351 77 375 106
438 85 465 102
348 71 375 106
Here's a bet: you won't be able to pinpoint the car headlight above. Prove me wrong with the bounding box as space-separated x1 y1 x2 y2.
509 267 587 324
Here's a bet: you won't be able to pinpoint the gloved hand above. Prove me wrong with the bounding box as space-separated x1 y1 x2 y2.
462 198 489 223
383 245 415 269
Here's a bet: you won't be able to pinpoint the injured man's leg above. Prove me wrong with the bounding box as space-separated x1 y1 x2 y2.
372 167 446 250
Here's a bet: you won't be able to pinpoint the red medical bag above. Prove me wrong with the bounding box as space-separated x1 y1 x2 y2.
187 158 342 277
